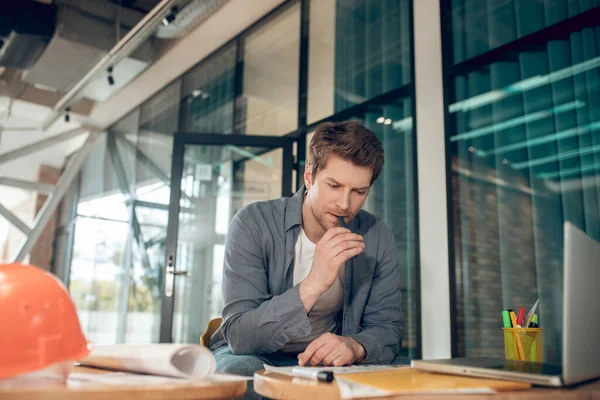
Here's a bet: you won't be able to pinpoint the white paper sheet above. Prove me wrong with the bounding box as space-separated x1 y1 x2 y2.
79 344 216 380
263 364 406 376
336 377 390 399
68 372 250 386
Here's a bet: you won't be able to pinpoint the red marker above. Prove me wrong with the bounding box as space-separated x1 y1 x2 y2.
516 306 526 327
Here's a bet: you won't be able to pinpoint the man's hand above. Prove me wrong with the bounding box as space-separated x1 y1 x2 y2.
299 228 364 312
297 333 366 367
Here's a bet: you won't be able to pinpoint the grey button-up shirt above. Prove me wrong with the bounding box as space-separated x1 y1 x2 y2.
209 186 404 364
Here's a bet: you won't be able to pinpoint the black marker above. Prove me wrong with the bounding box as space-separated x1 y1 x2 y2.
291 367 334 383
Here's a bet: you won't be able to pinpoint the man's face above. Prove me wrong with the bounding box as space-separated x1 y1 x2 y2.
304 155 373 232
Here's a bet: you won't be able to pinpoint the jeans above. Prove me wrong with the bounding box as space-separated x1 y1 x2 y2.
213 345 411 399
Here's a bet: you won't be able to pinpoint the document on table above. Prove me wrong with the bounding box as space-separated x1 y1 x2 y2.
264 365 504 399
79 344 248 382
68 371 250 387
79 344 217 380
263 364 406 376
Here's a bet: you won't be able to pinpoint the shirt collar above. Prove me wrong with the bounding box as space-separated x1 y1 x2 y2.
285 185 305 231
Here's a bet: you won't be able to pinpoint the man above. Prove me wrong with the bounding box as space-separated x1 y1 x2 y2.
210 121 405 377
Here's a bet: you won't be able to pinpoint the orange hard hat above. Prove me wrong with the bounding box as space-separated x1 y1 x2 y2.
0 263 92 379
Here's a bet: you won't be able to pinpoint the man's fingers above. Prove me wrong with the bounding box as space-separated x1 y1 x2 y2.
328 233 363 249
322 227 351 241
332 239 365 256
333 246 365 265
322 348 343 366
298 337 326 366
332 354 352 367
309 342 336 366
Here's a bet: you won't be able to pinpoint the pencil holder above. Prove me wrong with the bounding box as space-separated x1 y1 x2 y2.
503 328 542 362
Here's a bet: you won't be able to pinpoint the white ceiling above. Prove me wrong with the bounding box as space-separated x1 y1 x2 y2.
0 0 285 211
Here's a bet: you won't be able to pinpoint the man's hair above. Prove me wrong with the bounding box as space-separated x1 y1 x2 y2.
307 121 384 185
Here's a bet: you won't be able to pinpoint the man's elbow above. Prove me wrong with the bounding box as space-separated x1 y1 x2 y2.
221 325 258 355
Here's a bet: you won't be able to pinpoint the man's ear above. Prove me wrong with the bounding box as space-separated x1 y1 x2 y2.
304 164 313 189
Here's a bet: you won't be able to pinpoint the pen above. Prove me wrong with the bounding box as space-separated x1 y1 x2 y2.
509 311 526 360
291 367 334 383
338 216 348 229
516 306 526 327
523 299 539 328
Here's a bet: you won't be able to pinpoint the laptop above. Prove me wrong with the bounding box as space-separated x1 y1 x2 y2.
412 221 600 387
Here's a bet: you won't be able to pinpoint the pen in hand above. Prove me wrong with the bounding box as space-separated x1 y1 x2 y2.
338 216 348 229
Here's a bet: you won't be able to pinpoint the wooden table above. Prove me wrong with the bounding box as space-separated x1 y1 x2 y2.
0 366 246 400
254 369 600 400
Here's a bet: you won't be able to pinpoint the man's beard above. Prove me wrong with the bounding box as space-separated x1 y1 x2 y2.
310 202 338 232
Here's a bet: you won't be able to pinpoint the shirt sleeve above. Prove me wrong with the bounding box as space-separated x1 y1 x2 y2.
219 211 311 355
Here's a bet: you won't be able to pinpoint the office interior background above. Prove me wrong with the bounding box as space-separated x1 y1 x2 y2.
0 0 599 363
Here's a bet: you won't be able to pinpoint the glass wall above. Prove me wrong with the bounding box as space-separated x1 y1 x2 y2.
180 44 237 134
444 1 600 362
69 78 180 344
308 0 412 123
239 3 300 135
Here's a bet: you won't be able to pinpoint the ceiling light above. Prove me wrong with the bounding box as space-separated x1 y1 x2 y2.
376 117 385 124
107 66 114 86
162 6 179 26
384 118 392 125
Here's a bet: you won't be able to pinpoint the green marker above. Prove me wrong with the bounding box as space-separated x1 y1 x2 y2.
502 310 515 359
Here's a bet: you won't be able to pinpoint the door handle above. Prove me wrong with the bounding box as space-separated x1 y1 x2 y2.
167 267 190 276
165 255 189 297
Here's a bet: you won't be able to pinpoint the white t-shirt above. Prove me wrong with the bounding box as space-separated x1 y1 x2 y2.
280 228 344 353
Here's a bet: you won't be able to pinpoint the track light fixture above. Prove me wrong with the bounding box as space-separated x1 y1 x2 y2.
162 6 178 26
65 107 71 123
107 66 114 86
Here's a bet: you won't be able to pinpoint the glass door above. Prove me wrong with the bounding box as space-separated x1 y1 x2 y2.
159 134 294 343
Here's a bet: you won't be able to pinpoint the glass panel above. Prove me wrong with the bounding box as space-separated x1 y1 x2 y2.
238 3 300 135
171 144 284 343
139 79 182 136
450 0 600 64
447 19 600 362
70 79 179 343
70 216 129 344
180 44 237 133
361 98 417 358
308 0 412 123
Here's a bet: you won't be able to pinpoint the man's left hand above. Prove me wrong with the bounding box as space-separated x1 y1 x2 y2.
298 333 366 367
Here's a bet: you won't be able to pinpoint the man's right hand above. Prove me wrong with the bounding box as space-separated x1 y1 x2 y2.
299 227 364 312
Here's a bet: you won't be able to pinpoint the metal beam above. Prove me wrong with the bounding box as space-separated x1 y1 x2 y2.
106 133 134 200
133 199 169 211
0 127 87 165
115 134 170 183
14 131 101 262
106 133 153 271
0 177 55 194
0 202 31 235
115 134 194 203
